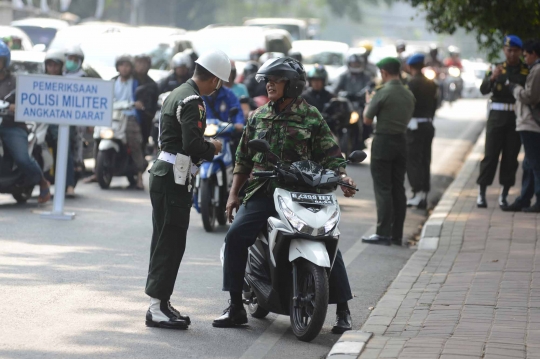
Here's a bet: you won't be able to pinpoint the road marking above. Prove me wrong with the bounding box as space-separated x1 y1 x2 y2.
239 225 375 359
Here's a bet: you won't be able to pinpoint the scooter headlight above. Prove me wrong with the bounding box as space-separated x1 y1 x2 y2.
100 129 114 139
423 68 437 80
204 124 219 137
349 111 360 125
278 196 314 234
448 66 461 77
323 209 340 234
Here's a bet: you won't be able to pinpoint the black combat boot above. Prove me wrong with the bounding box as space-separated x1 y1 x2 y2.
477 185 487 208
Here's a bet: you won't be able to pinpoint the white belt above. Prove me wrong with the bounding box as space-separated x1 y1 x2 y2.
490 102 514 111
411 117 432 123
158 151 176 164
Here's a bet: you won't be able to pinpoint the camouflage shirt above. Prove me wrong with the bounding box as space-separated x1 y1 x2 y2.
234 97 346 202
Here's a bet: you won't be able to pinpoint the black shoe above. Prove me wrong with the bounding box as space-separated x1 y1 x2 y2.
523 204 540 213
501 201 526 212
145 299 189 330
477 186 487 208
361 234 391 246
331 310 352 334
167 301 191 325
212 303 248 328
499 186 510 208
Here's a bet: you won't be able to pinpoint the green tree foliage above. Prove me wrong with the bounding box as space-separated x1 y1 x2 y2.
407 0 540 59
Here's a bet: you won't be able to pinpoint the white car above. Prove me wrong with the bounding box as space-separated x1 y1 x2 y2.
290 40 349 85
461 59 489 98
0 26 34 51
11 18 70 51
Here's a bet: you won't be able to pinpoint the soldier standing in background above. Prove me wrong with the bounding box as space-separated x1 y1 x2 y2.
476 35 528 208
405 53 439 209
362 57 415 246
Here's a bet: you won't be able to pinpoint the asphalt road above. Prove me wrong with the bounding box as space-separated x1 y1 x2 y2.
0 99 487 359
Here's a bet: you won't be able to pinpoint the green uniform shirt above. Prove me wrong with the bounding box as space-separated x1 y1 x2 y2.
407 74 438 118
365 79 415 134
234 97 346 202
159 79 215 162
480 61 528 103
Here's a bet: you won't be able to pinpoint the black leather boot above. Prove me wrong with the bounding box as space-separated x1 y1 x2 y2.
212 303 248 328
331 310 352 334
499 186 510 208
477 185 487 208
167 301 191 325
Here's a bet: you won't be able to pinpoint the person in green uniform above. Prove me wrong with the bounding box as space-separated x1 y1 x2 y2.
145 50 230 329
213 57 358 334
361 57 415 246
405 53 439 209
477 35 528 208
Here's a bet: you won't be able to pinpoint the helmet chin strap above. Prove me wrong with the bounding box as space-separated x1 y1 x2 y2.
208 79 222 96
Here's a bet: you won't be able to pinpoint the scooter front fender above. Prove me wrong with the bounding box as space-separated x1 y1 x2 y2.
289 239 331 268
99 140 119 152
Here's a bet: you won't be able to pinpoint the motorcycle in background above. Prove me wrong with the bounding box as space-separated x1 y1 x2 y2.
94 100 142 189
193 108 239 232
0 91 53 203
149 91 171 157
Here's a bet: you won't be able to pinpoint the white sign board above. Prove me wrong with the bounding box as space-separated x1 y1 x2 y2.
15 74 114 127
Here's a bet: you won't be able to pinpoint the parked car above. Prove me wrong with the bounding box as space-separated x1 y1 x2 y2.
9 50 45 74
290 40 349 84
0 26 33 51
243 17 320 41
11 18 70 51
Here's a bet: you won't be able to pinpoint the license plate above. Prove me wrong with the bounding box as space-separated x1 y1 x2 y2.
291 193 334 205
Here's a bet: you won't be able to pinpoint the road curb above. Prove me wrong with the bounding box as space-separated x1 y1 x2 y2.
417 127 486 251
326 127 486 359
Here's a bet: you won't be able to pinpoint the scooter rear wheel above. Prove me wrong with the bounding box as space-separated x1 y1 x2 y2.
12 187 33 204
244 282 270 319
290 259 329 342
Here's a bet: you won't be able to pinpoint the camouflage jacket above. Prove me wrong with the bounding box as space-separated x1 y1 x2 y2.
234 97 346 202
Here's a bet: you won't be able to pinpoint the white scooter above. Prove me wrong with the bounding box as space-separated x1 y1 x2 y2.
222 139 366 342
93 100 141 189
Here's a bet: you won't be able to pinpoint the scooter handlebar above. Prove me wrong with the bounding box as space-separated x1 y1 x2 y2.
252 171 275 178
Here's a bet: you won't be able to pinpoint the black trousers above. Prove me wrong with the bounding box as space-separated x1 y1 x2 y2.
370 134 407 240
406 122 435 193
222 193 353 304
145 160 192 301
477 110 521 187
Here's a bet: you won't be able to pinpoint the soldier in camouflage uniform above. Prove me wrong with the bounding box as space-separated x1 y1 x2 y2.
213 57 357 335
477 35 528 208
145 50 229 330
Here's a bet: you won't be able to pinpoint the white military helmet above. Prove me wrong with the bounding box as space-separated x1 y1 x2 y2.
44 48 66 65
65 44 84 61
195 49 231 82
170 52 193 70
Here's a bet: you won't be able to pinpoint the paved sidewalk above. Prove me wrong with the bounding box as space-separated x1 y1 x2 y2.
350 157 540 358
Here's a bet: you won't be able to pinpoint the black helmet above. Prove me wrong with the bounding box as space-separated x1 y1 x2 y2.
115 54 134 71
243 61 259 77
307 64 328 85
396 40 406 52
256 57 306 98
346 54 363 66
288 50 303 63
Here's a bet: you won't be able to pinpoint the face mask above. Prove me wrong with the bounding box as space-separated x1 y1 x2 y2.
65 59 80 72
349 67 362 74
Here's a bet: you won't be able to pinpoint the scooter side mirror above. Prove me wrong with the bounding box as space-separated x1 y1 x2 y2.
349 150 367 163
229 107 239 119
248 139 270 153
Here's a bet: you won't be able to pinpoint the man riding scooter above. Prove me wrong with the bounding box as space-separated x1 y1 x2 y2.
0 41 51 203
302 64 334 113
213 56 357 335
158 52 193 95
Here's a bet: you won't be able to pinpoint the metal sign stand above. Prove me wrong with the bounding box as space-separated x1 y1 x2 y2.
41 124 75 220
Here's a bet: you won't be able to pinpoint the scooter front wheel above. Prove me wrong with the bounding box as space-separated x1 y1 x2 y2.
96 149 114 189
290 259 329 342
200 178 217 232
